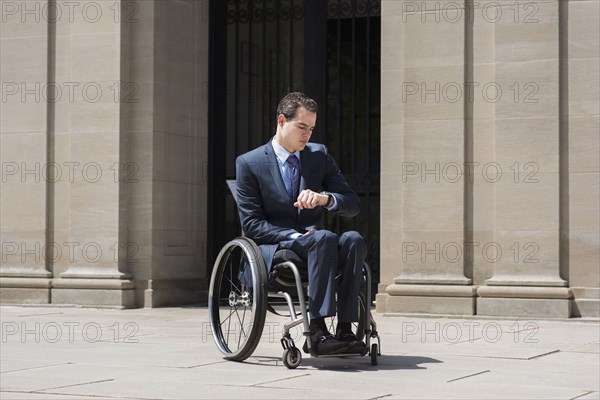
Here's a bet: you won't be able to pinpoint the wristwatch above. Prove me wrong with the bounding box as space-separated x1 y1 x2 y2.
320 191 334 208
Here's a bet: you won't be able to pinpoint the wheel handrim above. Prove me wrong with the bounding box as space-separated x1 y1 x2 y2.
209 241 264 357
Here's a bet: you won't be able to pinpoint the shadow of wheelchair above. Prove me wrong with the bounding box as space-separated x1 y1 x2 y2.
246 354 442 371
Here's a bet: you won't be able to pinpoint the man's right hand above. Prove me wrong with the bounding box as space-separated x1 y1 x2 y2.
294 189 329 210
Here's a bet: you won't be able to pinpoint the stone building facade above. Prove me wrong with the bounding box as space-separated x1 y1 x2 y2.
1 0 598 317
1 0 209 308
378 0 599 318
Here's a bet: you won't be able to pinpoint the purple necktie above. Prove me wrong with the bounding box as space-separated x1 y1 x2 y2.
286 154 300 201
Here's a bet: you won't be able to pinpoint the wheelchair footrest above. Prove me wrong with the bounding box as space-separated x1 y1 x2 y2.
306 350 367 358
304 346 369 358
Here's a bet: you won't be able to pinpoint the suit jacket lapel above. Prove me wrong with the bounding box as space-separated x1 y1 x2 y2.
264 142 287 198
264 140 297 217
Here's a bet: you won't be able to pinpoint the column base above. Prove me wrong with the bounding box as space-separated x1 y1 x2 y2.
379 284 477 315
139 279 208 308
0 277 52 304
477 286 572 318
51 278 135 308
51 289 135 308
571 288 600 318
486 275 568 287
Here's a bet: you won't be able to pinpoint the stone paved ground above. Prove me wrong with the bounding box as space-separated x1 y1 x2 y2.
0 306 598 400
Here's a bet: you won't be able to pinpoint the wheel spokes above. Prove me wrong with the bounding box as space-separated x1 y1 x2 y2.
210 239 266 360
217 290 253 350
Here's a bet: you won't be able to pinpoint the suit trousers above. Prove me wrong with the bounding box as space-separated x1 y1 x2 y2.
277 230 367 322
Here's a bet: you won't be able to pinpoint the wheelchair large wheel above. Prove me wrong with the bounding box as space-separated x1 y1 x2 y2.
208 237 267 361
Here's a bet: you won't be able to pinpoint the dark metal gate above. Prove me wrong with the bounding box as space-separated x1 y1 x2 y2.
208 0 381 293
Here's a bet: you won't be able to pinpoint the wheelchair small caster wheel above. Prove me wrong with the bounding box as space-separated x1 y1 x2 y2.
283 348 302 369
370 343 378 366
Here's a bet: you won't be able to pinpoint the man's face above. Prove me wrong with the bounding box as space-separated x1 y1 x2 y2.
276 106 316 153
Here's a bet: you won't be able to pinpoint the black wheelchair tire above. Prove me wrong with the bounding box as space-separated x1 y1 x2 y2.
370 343 378 366
208 237 268 361
282 347 302 369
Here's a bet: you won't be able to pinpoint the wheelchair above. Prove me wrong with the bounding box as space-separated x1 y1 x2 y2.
207 181 381 369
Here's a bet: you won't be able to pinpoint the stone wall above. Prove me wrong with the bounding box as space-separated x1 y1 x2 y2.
2 0 597 316
0 0 209 307
379 0 599 318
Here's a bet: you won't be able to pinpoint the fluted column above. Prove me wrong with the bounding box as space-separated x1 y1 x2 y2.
476 0 571 317
49 0 134 307
380 0 475 315
0 1 53 302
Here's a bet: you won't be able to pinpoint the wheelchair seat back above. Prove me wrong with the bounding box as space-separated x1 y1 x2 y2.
227 180 309 289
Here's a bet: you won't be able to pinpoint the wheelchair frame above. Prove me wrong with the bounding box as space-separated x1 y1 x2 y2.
207 181 381 369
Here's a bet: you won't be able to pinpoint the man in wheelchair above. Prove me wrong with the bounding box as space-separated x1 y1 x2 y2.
235 92 368 356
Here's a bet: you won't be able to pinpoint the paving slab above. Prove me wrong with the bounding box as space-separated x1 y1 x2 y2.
1 306 598 400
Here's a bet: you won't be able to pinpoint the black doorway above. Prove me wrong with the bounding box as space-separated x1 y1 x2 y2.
208 0 381 295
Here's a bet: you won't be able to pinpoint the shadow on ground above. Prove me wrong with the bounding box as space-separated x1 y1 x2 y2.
245 354 442 371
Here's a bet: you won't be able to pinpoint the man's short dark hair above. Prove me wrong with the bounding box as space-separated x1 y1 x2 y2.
276 92 318 120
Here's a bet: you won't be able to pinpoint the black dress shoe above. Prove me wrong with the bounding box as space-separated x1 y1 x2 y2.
336 331 367 354
302 332 349 355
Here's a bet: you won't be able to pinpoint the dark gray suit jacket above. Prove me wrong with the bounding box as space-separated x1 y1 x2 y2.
236 139 360 270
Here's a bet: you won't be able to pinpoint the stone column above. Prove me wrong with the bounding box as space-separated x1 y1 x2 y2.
129 0 209 307
0 2 53 302
50 0 134 307
566 0 599 318
379 1 475 315
476 0 571 317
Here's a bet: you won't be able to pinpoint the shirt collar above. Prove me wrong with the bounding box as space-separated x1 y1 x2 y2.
271 137 300 164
